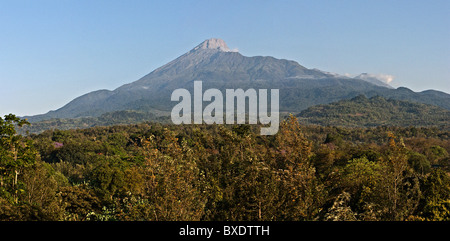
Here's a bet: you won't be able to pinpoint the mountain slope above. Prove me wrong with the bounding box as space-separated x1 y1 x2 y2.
26 38 450 122
297 95 450 127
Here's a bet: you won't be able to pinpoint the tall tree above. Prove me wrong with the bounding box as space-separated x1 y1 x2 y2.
376 133 420 220
0 114 36 204
141 128 206 221
274 114 325 220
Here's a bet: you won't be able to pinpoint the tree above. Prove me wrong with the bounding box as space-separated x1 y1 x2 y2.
141 128 206 220
20 161 64 220
407 151 431 175
90 157 126 201
0 114 36 204
0 114 65 220
205 125 279 221
426 145 449 166
417 169 450 221
58 185 101 221
274 114 325 220
375 133 421 220
324 192 357 221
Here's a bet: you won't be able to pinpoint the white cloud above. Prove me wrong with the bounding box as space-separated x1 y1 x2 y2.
375 74 394 84
358 73 394 84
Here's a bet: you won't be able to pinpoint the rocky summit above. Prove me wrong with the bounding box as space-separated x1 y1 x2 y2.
192 38 236 52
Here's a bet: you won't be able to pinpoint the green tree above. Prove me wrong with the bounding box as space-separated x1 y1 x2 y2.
417 169 450 221
0 114 65 220
375 133 421 220
20 161 65 220
426 145 449 166
336 157 383 220
407 151 431 175
90 157 125 201
0 114 37 204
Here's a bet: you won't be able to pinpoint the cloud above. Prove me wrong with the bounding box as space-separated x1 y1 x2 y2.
375 74 394 84
358 73 394 84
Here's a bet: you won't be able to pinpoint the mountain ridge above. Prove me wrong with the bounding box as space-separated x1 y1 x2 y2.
25 38 450 123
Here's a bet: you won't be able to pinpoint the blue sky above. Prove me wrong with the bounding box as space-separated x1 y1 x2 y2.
1 0 449 117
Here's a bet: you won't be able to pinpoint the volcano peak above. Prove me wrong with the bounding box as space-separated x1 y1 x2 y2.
192 38 237 52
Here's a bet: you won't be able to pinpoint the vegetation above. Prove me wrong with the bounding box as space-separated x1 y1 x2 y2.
22 95 450 135
1 114 449 221
298 95 450 128
20 110 171 135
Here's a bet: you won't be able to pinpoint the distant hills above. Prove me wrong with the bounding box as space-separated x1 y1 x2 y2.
25 38 450 125
20 110 170 134
297 95 450 128
21 95 450 134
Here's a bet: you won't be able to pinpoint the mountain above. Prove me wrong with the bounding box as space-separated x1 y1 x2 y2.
26 38 450 123
297 95 450 128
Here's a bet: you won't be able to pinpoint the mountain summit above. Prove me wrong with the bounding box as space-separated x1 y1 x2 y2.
192 38 236 52
26 38 450 122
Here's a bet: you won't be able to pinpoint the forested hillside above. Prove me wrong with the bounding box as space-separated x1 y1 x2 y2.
22 95 450 135
298 95 450 127
21 110 171 134
1 114 449 221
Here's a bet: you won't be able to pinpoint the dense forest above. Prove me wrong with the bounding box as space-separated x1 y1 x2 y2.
1 113 449 221
298 95 450 127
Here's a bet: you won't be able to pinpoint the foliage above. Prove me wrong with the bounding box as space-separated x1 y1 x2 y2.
1 114 450 221
298 95 450 128
0 114 64 220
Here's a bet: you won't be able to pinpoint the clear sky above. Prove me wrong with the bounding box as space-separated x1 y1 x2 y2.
1 0 449 117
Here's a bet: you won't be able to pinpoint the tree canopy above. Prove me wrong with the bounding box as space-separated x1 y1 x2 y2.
1 114 449 221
